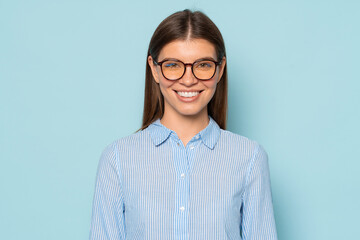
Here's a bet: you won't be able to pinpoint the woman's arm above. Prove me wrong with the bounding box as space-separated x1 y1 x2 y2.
89 143 125 240
241 144 278 240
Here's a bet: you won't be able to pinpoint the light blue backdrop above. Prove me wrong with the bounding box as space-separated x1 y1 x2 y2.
1 0 359 239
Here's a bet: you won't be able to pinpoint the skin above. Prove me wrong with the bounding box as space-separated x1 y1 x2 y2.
148 39 226 146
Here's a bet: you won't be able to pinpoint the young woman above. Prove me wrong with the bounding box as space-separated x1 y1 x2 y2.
90 10 277 240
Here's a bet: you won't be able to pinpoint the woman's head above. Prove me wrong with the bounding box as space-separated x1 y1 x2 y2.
140 9 228 130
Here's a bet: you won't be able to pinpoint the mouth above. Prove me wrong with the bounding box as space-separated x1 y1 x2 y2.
174 90 204 98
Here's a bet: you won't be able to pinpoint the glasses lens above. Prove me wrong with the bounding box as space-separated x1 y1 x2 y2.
193 61 216 80
161 60 185 80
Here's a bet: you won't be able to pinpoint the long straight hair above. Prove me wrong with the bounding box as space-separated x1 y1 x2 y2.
138 9 228 131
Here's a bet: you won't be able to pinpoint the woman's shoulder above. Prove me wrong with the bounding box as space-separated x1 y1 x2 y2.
219 128 257 144
218 129 266 154
101 129 150 154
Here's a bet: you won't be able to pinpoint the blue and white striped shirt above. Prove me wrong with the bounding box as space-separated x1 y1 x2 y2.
90 116 277 239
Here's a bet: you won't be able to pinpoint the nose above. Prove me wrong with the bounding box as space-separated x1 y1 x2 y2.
178 65 199 86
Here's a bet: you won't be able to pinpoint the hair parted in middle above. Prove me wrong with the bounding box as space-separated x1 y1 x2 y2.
139 9 228 131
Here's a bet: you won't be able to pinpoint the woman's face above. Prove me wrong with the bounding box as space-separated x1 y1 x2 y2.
148 39 226 120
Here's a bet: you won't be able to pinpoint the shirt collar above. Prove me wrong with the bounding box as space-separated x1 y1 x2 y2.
147 119 172 146
146 116 221 150
198 116 221 149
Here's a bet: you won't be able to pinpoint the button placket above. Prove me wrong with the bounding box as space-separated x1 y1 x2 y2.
171 135 189 238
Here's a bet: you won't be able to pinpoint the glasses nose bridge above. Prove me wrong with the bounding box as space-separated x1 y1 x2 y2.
182 62 195 78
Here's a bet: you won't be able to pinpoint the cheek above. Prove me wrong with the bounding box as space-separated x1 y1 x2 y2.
158 79 175 93
203 79 218 90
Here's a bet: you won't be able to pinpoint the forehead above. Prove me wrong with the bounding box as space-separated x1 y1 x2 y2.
158 39 217 61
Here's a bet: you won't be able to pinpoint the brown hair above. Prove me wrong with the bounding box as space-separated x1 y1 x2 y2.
138 9 228 131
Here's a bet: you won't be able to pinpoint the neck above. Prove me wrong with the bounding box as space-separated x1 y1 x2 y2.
160 109 209 147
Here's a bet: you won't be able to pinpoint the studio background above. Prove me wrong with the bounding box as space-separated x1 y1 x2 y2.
1 0 359 239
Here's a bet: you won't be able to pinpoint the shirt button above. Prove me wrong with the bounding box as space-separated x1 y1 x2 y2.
180 206 185 212
180 173 185 179
195 135 200 139
189 145 194 150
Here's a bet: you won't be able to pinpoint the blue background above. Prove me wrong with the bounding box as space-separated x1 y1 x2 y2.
1 0 359 239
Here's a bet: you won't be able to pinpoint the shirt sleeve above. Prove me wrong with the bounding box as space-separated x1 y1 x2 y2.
240 143 278 240
89 143 126 240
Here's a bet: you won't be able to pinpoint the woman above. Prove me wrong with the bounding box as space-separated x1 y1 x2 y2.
90 9 277 240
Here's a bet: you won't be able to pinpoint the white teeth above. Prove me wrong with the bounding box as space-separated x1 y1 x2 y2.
177 91 200 97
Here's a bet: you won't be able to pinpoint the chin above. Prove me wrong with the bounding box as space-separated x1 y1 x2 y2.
176 107 206 117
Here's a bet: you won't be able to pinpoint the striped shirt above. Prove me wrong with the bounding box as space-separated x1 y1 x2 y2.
89 116 277 239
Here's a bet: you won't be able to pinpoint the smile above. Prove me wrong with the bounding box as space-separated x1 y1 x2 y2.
175 91 202 98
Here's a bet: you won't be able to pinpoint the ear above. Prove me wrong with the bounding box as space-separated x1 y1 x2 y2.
217 56 226 83
148 56 160 83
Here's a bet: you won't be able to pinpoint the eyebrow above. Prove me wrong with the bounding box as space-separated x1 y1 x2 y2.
158 57 217 63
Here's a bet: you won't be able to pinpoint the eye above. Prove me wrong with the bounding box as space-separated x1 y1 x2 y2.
163 61 181 68
195 61 214 70
200 63 211 68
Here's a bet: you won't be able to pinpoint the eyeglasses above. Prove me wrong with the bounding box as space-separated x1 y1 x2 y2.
153 58 222 81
